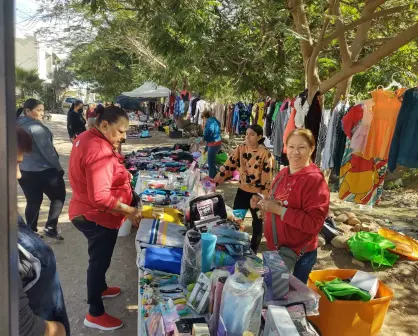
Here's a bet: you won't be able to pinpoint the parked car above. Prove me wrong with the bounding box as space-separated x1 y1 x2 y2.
62 97 80 114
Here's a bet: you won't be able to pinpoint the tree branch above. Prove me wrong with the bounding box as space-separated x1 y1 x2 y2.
320 22 418 93
364 37 395 45
322 5 409 46
333 0 351 64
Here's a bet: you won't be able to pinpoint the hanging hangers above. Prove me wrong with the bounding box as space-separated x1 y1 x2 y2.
384 73 403 90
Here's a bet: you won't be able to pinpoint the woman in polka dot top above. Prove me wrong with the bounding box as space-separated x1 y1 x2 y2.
214 125 274 252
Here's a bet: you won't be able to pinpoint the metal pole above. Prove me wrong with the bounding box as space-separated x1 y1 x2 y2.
0 0 18 334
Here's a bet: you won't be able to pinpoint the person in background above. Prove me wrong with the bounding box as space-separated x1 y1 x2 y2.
67 99 86 142
17 99 66 240
17 126 70 336
202 109 222 178
251 129 330 283
214 125 274 253
86 103 97 129
68 105 142 331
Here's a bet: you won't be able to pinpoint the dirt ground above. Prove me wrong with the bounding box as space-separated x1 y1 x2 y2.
18 115 418 335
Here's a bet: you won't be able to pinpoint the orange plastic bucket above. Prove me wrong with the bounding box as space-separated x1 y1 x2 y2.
307 269 393 336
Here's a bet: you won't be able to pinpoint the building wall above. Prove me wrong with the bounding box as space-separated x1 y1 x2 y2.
15 35 55 83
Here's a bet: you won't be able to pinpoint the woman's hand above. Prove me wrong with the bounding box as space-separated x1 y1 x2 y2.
127 208 142 227
250 195 263 209
259 199 282 215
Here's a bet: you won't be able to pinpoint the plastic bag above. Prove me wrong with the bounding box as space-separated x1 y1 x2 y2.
315 277 372 302
219 272 264 336
264 275 320 316
215 151 228 165
348 232 399 268
179 230 202 287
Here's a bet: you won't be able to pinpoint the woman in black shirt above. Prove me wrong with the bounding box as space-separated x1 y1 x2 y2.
67 100 86 142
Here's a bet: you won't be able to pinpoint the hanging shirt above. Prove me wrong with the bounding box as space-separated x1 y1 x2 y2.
388 88 418 171
294 95 310 128
314 108 331 167
350 104 373 153
321 101 348 170
282 107 296 153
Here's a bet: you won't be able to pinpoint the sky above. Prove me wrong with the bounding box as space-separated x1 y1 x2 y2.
15 0 41 38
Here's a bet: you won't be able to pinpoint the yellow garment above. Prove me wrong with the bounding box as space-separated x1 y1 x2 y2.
141 205 183 225
251 102 265 127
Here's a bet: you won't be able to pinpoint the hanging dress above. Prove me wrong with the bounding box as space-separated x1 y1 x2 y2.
363 88 406 160
339 105 389 206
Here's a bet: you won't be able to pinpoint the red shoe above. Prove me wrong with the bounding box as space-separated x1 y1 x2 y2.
102 286 121 298
84 312 123 331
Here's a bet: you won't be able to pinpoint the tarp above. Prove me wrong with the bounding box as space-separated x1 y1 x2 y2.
116 95 146 110
122 81 170 98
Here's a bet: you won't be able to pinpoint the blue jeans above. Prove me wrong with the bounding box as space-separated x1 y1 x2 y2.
293 249 317 284
207 145 221 178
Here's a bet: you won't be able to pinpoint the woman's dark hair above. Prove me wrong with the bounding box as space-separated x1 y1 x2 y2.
16 98 43 118
202 110 212 119
96 105 129 125
94 104 105 116
17 126 33 153
69 100 83 113
248 125 265 144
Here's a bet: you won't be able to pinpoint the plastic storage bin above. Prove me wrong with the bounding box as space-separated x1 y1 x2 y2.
307 269 393 336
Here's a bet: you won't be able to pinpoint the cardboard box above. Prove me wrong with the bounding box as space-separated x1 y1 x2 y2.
187 273 211 314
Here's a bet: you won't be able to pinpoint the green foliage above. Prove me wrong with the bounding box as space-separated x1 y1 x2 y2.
37 0 418 103
15 67 44 99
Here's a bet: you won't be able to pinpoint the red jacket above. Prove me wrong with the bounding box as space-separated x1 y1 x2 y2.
264 164 330 254
68 128 132 229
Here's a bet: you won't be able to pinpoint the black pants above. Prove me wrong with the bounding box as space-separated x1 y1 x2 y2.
18 169 66 232
72 217 119 316
233 188 263 253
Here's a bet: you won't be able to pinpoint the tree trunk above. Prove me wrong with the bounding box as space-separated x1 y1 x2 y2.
332 77 352 108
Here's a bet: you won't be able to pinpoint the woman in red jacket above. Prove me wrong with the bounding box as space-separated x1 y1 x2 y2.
251 129 329 283
68 105 142 331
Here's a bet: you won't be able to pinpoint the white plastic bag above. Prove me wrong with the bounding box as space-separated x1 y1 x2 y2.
219 272 264 336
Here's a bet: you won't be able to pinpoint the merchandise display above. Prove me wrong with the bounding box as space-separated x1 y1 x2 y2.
128 144 395 336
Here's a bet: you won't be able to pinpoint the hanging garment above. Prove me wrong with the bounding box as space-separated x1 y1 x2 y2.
265 101 277 138
211 102 225 129
273 103 287 157
351 105 373 153
363 88 406 160
339 107 388 206
388 88 418 171
169 94 175 115
321 101 346 170
282 107 296 154
233 102 251 135
294 95 310 128
251 102 265 127
174 96 182 118
332 105 350 177
193 100 207 125
305 91 322 160
225 104 234 134
314 109 331 167
190 97 201 119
